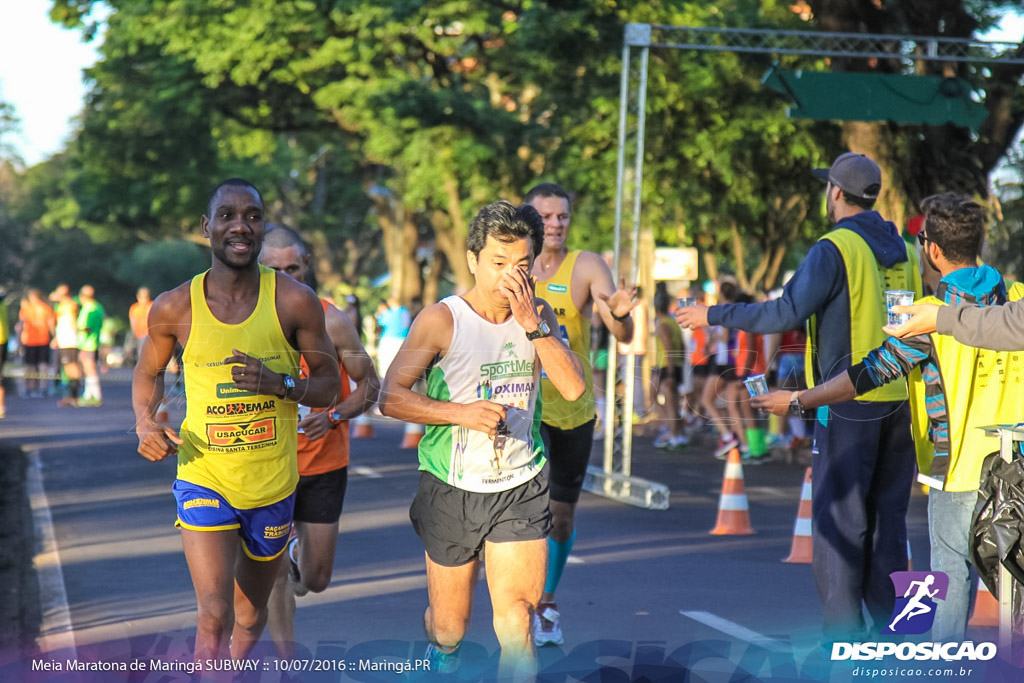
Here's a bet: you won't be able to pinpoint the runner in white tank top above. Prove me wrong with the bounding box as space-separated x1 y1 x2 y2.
381 201 585 679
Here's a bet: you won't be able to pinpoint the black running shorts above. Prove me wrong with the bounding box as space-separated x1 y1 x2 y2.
409 471 551 567
24 344 50 367
293 466 348 524
541 418 596 504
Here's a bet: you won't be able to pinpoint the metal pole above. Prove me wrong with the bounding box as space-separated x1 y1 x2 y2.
606 42 632 472
621 46 650 478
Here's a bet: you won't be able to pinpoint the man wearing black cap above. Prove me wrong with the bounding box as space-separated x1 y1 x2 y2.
677 152 923 640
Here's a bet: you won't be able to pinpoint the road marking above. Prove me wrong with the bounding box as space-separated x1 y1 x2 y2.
28 449 78 656
352 466 382 479
680 610 788 653
567 555 585 565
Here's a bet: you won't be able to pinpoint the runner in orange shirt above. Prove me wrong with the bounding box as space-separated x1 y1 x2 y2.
17 289 55 398
128 287 153 364
260 226 380 658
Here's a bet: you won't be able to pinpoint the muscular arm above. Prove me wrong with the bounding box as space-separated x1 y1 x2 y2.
132 287 188 461
273 276 341 407
583 252 635 343
379 304 506 435
328 306 379 420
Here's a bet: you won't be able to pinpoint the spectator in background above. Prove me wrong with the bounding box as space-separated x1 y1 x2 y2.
51 285 82 406
0 288 9 418
617 286 648 418
652 289 687 450
375 296 411 378
77 285 105 407
128 287 153 364
17 288 55 398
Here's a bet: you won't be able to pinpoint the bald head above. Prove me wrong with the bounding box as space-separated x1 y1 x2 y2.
263 225 307 255
260 225 311 284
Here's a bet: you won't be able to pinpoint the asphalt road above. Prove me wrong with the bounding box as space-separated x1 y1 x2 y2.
5 373 1014 682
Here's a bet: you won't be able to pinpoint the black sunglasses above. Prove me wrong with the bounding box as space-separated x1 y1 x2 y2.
916 231 940 249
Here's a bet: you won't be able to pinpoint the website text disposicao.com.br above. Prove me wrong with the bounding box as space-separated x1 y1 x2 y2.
836 641 996 679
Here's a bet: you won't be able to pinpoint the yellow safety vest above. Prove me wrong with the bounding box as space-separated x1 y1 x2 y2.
805 227 922 403
909 283 1024 492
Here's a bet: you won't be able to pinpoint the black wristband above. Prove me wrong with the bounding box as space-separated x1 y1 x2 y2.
612 310 631 322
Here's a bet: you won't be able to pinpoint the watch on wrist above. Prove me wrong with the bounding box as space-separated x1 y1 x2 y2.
611 309 631 322
278 373 296 399
788 391 804 416
526 319 552 341
327 410 343 428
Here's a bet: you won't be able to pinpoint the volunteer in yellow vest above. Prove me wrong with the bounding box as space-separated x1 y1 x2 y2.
132 179 341 662
754 193 1019 642
525 183 637 647
260 225 380 659
678 153 923 639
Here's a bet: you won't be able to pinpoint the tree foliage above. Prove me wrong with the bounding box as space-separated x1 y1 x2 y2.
4 0 1020 313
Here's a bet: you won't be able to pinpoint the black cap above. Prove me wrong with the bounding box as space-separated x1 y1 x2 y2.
812 152 881 199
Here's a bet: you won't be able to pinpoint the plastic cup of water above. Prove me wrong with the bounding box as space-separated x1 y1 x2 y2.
885 290 916 326
677 297 697 308
743 374 769 397
297 404 311 433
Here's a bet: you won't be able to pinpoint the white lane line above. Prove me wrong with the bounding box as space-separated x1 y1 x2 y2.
567 555 585 565
352 466 382 479
28 449 78 657
680 610 788 653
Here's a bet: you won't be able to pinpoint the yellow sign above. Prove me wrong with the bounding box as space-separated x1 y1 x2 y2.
653 248 699 281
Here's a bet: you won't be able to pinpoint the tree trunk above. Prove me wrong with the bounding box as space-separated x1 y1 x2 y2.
366 181 422 304
842 121 910 230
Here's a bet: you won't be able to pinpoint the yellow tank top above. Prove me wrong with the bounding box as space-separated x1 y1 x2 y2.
178 266 300 509
538 251 596 429
654 313 683 369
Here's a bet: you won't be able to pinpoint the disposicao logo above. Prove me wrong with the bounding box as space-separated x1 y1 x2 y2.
884 570 948 634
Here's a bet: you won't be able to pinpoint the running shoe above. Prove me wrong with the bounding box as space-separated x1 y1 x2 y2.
667 435 689 450
287 536 308 597
741 449 770 466
533 602 564 646
653 431 672 449
714 433 739 460
76 397 102 407
424 643 461 674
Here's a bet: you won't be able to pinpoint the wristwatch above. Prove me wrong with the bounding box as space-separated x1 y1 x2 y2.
526 319 552 341
788 391 805 416
327 410 343 428
611 309 632 322
278 373 296 399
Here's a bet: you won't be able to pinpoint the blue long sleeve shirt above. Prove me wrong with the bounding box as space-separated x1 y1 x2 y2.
707 211 910 386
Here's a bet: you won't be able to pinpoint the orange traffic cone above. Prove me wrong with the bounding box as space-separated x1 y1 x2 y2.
783 467 812 563
710 448 755 535
400 421 425 449
352 413 374 439
968 578 998 628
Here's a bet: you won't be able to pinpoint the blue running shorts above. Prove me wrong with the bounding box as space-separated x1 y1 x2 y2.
173 479 295 561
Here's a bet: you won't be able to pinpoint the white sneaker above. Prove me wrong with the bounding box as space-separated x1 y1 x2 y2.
533 602 564 646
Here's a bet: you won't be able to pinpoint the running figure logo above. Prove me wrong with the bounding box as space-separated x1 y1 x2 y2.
884 571 948 634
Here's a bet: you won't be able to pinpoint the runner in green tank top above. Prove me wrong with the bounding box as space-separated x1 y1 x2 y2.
381 201 585 679
524 183 639 646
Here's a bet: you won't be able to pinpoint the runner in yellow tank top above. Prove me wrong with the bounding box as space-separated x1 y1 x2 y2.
132 179 341 662
525 183 639 646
